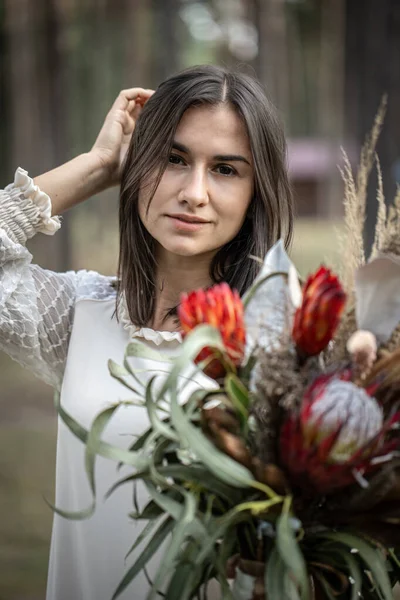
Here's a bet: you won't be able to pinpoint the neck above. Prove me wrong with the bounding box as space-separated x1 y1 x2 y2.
150 252 214 331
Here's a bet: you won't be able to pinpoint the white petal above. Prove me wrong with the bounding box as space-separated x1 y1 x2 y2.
244 240 300 354
355 253 400 342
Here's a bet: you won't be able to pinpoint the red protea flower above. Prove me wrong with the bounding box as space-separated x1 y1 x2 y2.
178 283 245 379
292 266 346 357
279 371 400 495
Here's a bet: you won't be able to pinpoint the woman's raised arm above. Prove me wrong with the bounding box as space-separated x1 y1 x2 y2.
0 87 153 390
35 87 154 216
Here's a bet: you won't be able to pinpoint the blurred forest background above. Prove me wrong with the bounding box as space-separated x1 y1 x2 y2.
0 0 399 598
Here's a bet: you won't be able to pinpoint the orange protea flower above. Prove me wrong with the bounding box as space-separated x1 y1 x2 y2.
279 371 400 495
178 283 245 379
292 266 346 357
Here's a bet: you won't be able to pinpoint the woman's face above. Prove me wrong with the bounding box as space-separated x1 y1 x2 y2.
138 104 254 262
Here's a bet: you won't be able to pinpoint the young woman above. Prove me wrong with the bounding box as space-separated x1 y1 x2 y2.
0 65 293 599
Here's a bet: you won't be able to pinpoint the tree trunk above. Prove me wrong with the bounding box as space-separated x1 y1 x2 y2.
253 0 289 115
317 0 345 219
344 0 400 252
150 0 180 85
41 0 71 270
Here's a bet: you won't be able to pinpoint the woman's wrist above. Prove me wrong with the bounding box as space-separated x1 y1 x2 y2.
88 148 120 188
34 151 117 217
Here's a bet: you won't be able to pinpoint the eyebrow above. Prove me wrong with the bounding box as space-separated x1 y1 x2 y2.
172 141 251 166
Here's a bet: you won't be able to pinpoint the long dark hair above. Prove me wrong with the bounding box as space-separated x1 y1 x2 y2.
118 65 293 327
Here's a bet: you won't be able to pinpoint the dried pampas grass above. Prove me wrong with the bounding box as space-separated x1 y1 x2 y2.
381 321 400 354
329 95 400 362
337 95 387 294
251 344 302 464
377 186 400 256
337 93 400 275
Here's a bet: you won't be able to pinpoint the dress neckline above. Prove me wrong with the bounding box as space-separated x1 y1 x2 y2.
118 293 182 346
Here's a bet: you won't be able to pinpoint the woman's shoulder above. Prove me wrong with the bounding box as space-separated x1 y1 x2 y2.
74 269 117 303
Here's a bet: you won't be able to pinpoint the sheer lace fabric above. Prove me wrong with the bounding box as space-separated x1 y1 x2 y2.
0 168 116 389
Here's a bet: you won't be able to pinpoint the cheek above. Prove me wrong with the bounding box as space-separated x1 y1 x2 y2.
219 190 252 229
138 169 165 219
138 173 170 222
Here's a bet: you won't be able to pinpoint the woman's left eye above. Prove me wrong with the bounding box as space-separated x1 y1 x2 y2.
215 164 237 177
168 154 185 165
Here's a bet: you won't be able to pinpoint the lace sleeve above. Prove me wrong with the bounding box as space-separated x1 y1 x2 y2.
0 168 115 390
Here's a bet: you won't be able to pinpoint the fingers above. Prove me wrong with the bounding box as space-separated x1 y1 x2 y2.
111 88 154 112
122 111 137 135
104 87 154 138
130 100 143 120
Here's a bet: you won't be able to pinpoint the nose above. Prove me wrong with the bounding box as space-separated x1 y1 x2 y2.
178 167 209 208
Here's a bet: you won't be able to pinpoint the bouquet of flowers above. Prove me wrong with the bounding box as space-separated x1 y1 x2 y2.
58 105 400 599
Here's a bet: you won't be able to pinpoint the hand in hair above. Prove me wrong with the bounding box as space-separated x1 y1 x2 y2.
91 87 154 185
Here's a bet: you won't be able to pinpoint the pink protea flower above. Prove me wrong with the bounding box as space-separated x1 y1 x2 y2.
279 371 400 494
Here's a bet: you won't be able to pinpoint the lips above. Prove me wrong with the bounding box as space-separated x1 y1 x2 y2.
166 214 209 224
166 214 210 232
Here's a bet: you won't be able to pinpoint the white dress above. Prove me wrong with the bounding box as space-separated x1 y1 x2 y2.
0 168 217 600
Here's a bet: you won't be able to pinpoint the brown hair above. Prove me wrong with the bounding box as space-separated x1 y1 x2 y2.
118 65 293 327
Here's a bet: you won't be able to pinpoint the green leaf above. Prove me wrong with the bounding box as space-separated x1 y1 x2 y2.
169 385 255 489
111 516 174 599
85 405 121 498
164 541 205 600
43 495 95 521
53 392 149 519
108 359 141 394
312 547 362 600
144 481 207 542
147 489 200 600
165 562 201 600
388 549 400 587
216 523 239 576
131 500 164 521
125 340 172 363
129 489 185 521
129 426 154 452
217 574 234 599
105 463 242 507
124 516 162 561
276 509 310 599
199 564 218 600
148 436 175 487
342 551 362 600
311 573 337 600
285 577 302 600
224 372 250 428
159 464 242 504
145 377 178 442
238 353 257 384
266 546 288 600
121 339 170 392
318 532 393 600
108 359 130 377
158 324 226 398
54 392 149 470
193 509 250 568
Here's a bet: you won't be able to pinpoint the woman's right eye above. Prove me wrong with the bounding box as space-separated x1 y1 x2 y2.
168 154 185 165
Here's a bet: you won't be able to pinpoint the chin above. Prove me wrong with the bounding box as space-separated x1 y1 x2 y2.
158 238 215 258
164 243 207 257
